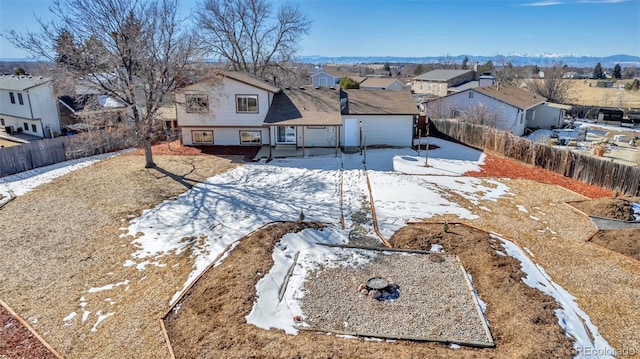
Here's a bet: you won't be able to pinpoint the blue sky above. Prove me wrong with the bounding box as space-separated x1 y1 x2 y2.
1 0 638 59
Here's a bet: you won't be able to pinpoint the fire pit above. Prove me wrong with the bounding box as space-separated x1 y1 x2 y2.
359 276 400 301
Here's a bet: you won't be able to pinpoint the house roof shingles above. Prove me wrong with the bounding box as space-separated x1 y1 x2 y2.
414 69 473 81
221 71 280 93
342 89 419 115
359 77 402 89
264 87 342 126
474 85 547 110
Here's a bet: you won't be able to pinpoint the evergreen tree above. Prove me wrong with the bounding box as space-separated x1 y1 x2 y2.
339 77 360 89
413 64 425 76
461 56 469 70
479 60 493 74
593 62 605 79
613 63 622 79
532 65 540 75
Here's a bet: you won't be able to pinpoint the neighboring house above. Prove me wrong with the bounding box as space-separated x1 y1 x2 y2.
359 77 405 91
341 89 419 149
264 86 342 149
311 66 342 87
176 71 280 146
412 69 476 97
424 84 562 136
0 75 62 138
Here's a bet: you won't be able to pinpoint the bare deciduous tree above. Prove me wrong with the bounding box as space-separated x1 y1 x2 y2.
6 0 199 168
525 62 574 104
196 0 311 79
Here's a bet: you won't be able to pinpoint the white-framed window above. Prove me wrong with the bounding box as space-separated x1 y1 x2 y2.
192 130 213 144
428 82 432 91
23 122 28 131
419 81 423 90
239 130 262 145
236 95 258 113
452 110 460 118
438 83 442 92
185 94 209 113
17 93 24 105
9 92 15 104
31 124 37 132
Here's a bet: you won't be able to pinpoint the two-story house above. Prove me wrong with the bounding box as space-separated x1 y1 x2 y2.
0 75 62 138
175 71 280 146
176 71 419 151
412 69 476 97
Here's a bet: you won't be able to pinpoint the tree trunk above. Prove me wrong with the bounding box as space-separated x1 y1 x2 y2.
144 140 155 168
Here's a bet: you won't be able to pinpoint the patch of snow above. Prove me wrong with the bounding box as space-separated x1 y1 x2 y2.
430 244 444 253
632 202 640 222
530 216 540 221
246 227 367 334
479 206 492 212
493 234 614 358
82 310 91 323
450 343 461 349
91 311 115 332
495 250 506 256
523 247 535 257
63 312 77 324
517 204 529 213
88 280 130 293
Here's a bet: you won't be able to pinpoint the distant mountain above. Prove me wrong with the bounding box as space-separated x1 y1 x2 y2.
298 54 640 68
2 54 638 69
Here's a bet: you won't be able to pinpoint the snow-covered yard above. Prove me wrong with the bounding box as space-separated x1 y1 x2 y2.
0 137 622 358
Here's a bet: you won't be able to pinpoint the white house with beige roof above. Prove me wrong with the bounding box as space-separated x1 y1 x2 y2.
424 84 563 136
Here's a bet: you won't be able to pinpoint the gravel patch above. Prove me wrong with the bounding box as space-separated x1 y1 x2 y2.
298 249 493 346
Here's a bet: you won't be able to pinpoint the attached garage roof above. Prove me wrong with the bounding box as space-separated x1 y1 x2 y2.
342 89 419 115
264 87 342 126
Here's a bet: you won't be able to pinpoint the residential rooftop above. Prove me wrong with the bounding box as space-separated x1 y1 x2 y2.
413 69 474 81
0 75 51 91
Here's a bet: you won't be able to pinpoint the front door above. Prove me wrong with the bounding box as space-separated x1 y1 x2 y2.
344 118 358 147
277 126 296 144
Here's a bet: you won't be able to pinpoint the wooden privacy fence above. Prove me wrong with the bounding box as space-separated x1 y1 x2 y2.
430 119 640 196
0 131 131 176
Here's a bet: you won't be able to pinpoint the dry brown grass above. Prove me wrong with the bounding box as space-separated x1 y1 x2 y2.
0 154 639 358
569 79 640 108
0 154 239 359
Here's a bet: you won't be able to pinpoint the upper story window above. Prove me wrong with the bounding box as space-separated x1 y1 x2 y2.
185 94 209 113
17 93 24 105
236 95 258 113
469 92 474 99
9 92 15 104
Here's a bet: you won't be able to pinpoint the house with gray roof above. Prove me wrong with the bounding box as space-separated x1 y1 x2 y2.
412 69 475 97
176 71 419 151
359 77 405 91
424 84 564 136
0 75 62 139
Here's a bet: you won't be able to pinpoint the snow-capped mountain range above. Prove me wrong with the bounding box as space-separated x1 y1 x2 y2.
298 54 640 68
